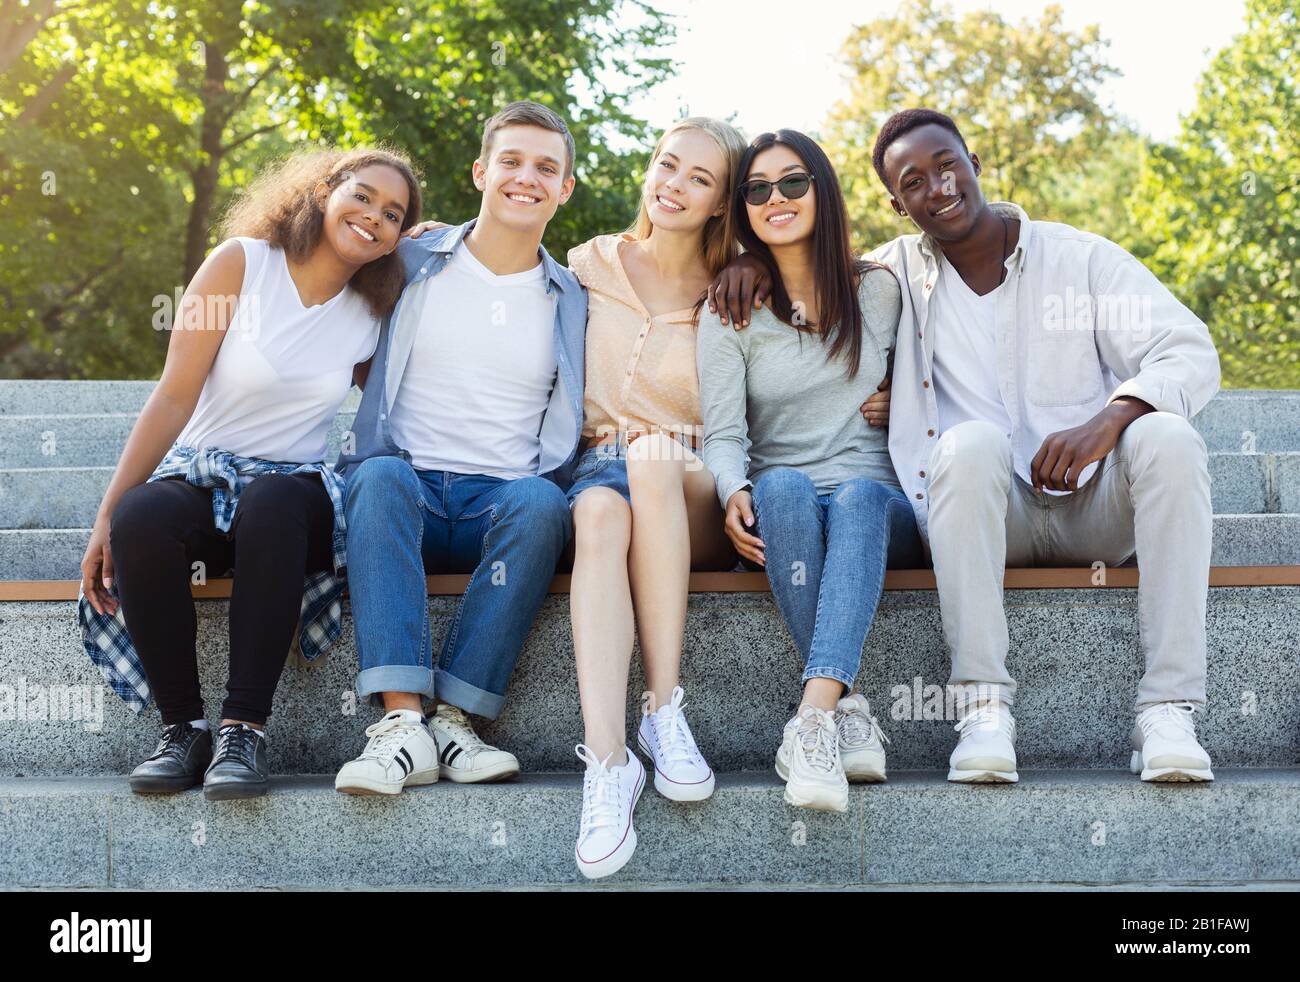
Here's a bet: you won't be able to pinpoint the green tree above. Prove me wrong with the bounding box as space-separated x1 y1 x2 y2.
1129 0 1300 388
0 0 674 378
823 0 1128 250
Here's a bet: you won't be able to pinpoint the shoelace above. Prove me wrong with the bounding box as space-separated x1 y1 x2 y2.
1138 701 1197 740
148 723 197 761
651 687 699 766
358 713 421 761
437 705 499 757
838 704 890 749
212 724 260 769
575 744 624 834
796 709 839 774
954 704 1012 738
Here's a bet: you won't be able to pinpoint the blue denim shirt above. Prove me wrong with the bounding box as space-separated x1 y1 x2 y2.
336 219 588 486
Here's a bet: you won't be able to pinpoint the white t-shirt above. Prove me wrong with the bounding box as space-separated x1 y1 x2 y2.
931 253 1014 439
177 237 380 463
388 240 557 478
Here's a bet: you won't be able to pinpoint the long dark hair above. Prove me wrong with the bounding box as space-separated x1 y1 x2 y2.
218 147 423 318
734 129 885 377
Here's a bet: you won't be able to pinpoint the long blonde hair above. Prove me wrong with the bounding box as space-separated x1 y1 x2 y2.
625 117 747 281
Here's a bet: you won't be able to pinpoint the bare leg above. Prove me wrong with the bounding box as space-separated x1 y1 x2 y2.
800 677 844 713
571 487 635 764
626 435 734 711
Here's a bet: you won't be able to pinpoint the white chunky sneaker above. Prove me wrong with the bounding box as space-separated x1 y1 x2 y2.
836 693 889 783
1130 701 1214 782
948 702 1019 783
335 709 440 795
574 744 645 880
428 704 521 783
775 704 849 812
636 686 715 802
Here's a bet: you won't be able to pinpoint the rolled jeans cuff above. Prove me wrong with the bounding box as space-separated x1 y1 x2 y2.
356 665 435 710
801 666 855 689
434 668 506 720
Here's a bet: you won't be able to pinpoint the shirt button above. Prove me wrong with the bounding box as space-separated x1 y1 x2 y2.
918 332 923 339
922 380 930 388
919 470 926 478
379 413 387 421
927 428 935 437
915 492 924 500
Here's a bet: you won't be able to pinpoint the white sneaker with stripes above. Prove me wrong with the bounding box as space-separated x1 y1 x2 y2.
428 704 521 783
334 709 440 795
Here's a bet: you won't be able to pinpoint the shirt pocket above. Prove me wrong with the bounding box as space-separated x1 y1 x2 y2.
1026 332 1105 409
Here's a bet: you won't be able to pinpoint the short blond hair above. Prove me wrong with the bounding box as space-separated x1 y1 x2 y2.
480 100 576 179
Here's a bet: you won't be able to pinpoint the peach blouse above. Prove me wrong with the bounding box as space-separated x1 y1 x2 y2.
567 233 703 447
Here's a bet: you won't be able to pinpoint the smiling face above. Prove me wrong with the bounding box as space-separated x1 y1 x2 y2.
743 143 816 248
882 122 987 242
322 163 410 265
643 127 728 234
474 123 575 234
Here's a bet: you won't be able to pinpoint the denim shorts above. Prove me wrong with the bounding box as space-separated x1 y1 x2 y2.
565 445 631 505
564 435 697 507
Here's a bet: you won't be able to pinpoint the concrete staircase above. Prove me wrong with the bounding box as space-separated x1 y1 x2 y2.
1 381 1298 889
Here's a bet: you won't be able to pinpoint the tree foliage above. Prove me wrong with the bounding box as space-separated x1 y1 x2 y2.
1129 0 1300 387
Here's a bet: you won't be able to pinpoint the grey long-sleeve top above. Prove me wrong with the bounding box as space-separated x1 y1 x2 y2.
697 266 904 510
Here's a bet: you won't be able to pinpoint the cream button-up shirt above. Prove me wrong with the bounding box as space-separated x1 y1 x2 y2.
568 233 704 448
868 201 1221 544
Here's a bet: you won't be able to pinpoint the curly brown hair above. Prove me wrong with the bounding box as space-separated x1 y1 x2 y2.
218 146 423 318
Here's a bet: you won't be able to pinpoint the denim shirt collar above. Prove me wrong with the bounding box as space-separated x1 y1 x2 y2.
404 218 574 295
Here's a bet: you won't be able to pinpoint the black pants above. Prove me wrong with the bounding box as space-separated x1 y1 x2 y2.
110 473 334 726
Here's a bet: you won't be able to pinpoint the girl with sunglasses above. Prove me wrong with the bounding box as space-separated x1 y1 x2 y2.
698 130 923 812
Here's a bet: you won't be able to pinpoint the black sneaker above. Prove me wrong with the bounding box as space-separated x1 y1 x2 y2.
129 722 213 793
203 723 270 800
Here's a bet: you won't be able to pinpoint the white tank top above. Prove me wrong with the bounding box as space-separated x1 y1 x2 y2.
177 237 381 463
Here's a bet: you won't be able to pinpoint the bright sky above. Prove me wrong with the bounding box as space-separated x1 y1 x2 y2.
624 0 1248 143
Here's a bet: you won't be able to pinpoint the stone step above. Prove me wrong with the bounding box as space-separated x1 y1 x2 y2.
2 587 1297 777
2 389 1299 469
5 513 1299 578
0 412 361 469
2 769 1297 888
4 453 1297 529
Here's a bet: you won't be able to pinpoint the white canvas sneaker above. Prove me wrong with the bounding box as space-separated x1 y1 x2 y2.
775 704 849 812
948 702 1019 783
636 686 715 801
1130 701 1214 782
428 704 521 783
574 744 645 881
835 693 889 783
334 709 441 795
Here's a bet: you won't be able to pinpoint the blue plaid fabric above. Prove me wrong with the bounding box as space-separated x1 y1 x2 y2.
77 444 350 714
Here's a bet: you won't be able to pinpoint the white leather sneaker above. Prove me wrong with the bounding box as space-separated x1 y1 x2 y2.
428 704 521 783
335 709 440 795
836 693 889 783
636 686 715 801
775 704 849 812
948 702 1018 783
1130 701 1214 782
574 744 645 880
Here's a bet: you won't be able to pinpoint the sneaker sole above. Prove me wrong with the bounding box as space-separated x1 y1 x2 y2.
203 780 269 801
842 755 887 783
437 760 520 784
1130 751 1213 782
636 735 715 801
335 768 440 796
129 773 205 794
947 767 1019 783
576 766 645 881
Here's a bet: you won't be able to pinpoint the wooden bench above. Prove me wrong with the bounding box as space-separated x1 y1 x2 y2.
5 566 1300 601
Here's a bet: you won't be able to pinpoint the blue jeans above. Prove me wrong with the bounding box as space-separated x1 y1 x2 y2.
751 468 924 689
343 455 571 718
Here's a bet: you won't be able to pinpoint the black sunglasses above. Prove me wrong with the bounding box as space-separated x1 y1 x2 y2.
739 172 815 206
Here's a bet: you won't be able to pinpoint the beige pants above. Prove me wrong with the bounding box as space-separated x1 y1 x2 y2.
925 412 1212 711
